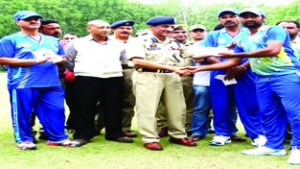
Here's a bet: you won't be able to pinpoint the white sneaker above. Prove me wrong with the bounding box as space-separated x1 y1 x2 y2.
209 136 231 146
251 135 267 147
17 141 37 150
287 146 300 165
242 146 286 156
47 139 80 147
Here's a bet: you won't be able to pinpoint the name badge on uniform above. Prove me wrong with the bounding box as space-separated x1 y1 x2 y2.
147 44 161 51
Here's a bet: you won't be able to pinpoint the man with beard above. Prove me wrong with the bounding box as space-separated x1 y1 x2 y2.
188 7 300 165
201 9 264 146
277 20 300 59
94 20 138 137
156 24 195 137
276 20 300 143
30 19 64 141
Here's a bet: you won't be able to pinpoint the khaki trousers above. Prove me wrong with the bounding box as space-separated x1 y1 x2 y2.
132 71 187 143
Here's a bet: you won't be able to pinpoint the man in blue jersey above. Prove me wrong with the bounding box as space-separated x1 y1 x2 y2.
202 9 263 146
188 7 300 165
0 11 78 150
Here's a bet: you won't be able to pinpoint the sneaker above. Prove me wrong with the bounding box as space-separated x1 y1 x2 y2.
47 139 81 147
242 146 286 156
287 146 300 165
17 141 37 150
251 135 267 147
209 136 231 146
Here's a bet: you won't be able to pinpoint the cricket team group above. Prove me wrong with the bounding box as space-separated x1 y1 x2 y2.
0 6 299 165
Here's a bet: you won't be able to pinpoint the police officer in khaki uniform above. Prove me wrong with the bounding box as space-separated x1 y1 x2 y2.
156 24 194 136
127 16 197 150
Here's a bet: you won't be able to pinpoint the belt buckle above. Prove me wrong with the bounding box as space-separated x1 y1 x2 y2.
157 69 163 73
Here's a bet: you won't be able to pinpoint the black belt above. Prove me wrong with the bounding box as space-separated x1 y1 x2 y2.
122 65 132 69
137 68 172 73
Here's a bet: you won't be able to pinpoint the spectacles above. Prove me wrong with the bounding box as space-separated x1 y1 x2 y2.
192 29 205 33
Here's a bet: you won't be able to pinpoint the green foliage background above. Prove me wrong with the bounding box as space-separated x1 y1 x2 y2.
0 0 299 37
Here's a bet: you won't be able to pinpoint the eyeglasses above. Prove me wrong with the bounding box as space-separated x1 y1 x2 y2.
192 29 205 33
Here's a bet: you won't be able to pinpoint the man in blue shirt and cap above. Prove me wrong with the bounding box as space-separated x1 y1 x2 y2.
0 10 79 150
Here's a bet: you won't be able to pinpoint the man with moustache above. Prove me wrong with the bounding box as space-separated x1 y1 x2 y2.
276 20 300 143
127 16 197 150
31 19 64 141
156 24 194 137
188 8 300 165
277 20 300 59
202 9 264 146
0 10 78 150
64 20 133 146
235 9 300 164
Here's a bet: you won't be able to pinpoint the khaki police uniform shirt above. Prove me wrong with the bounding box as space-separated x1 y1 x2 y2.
127 33 193 67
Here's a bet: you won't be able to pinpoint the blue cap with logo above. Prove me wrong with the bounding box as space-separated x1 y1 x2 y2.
217 9 239 18
111 20 135 28
146 16 175 25
239 8 265 17
13 10 43 21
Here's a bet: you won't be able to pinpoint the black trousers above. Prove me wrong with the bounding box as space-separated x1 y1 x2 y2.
72 76 125 140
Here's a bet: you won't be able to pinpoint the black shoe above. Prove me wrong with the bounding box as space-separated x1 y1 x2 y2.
107 136 133 143
39 132 48 140
157 127 168 137
207 128 215 134
123 130 137 137
72 139 88 147
230 134 246 142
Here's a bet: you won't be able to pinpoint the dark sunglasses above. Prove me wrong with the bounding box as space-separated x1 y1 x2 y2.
192 29 205 33
22 17 40 22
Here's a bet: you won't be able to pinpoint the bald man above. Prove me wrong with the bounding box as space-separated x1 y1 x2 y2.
64 20 133 146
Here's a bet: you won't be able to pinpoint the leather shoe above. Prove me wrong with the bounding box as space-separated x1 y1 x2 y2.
190 135 205 142
230 134 246 142
169 137 197 146
157 127 168 137
123 130 137 137
108 136 133 143
144 142 163 150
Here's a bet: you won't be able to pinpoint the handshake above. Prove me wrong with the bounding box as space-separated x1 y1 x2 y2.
172 66 203 76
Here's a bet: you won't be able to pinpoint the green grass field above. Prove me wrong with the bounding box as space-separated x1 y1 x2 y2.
0 72 297 169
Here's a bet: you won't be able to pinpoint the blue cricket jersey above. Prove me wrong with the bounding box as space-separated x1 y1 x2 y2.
0 32 64 89
203 27 249 64
235 26 300 76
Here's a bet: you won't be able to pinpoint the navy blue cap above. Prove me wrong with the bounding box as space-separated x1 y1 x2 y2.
217 9 239 18
146 16 175 25
239 8 265 17
13 10 43 21
111 20 135 28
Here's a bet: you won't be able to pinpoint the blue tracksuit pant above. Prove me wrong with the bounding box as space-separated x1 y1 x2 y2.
256 73 300 149
9 87 68 143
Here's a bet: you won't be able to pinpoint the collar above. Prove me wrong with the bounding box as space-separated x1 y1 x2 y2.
148 32 172 45
86 34 111 43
